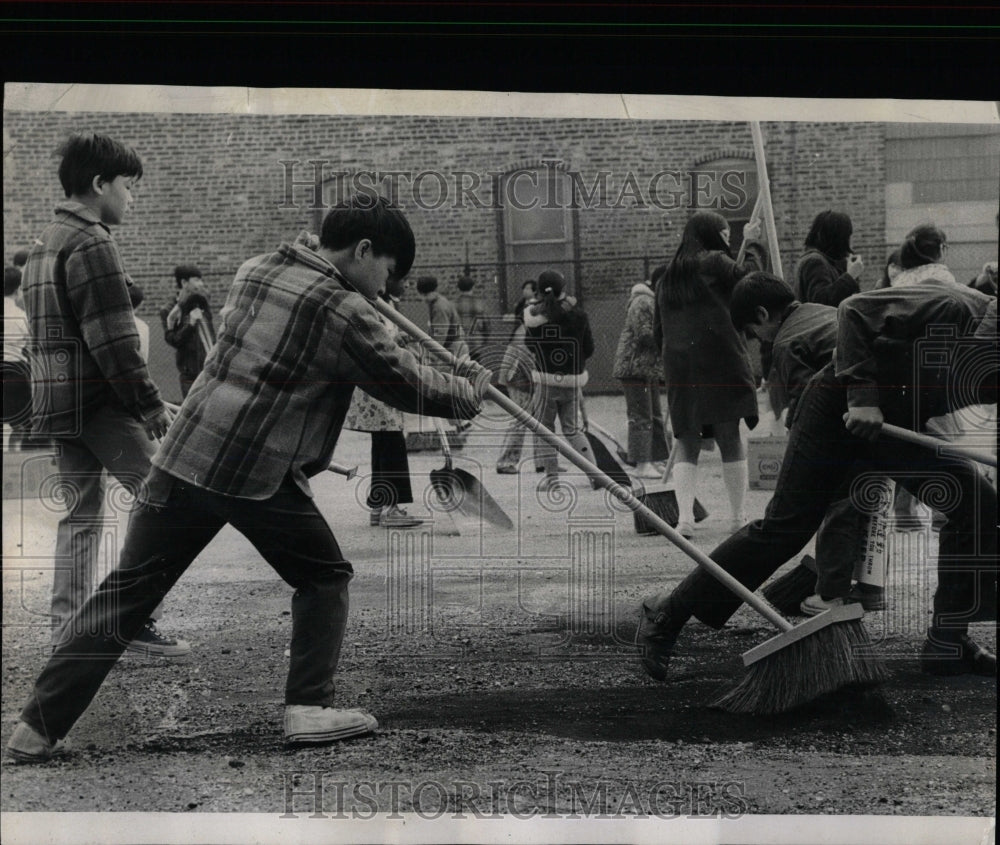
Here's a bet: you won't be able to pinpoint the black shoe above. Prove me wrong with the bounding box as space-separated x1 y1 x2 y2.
635 599 683 682
921 630 996 677
848 583 887 612
125 621 191 658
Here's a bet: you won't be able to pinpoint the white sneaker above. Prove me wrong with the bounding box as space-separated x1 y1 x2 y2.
676 520 695 539
380 505 423 528
799 594 848 617
6 721 66 763
284 706 378 744
632 463 663 480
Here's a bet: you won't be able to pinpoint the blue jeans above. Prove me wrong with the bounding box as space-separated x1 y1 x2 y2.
531 382 593 476
665 371 997 632
620 379 669 465
496 384 541 468
21 472 354 742
50 404 162 643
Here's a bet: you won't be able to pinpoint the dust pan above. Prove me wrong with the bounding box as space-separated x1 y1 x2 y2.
429 417 513 530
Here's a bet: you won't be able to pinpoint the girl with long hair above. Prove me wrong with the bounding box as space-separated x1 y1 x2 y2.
655 211 764 537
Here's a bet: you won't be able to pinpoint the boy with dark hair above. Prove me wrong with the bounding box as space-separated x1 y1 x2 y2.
160 264 216 397
730 272 884 616
19 132 187 659
416 274 470 360
637 278 997 682
8 195 492 761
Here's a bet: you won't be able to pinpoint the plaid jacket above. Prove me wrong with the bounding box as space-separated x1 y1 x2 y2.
21 202 163 435
153 243 481 500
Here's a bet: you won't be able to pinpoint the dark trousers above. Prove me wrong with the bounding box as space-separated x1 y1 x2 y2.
813 496 869 599
367 430 413 509
620 378 670 464
667 373 997 632
21 474 354 743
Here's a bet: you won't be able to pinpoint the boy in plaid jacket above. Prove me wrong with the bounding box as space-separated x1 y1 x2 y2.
9 196 491 760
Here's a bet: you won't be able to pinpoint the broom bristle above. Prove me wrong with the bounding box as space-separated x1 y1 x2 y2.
761 556 818 616
711 619 889 714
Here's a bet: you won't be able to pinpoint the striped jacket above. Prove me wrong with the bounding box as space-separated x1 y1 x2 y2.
153 243 481 500
21 201 163 434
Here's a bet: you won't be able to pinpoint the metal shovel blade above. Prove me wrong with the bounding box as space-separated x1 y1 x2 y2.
584 431 633 487
430 465 514 530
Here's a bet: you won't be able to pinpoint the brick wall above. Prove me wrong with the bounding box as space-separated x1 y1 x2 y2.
3 112 885 393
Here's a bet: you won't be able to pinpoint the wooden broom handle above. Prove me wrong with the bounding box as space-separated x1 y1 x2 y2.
880 423 997 468
736 193 764 266
373 296 793 632
750 121 784 279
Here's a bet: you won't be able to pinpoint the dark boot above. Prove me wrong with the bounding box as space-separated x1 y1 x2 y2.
635 592 692 682
921 627 997 677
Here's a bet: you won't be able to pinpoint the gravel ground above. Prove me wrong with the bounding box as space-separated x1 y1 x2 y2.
2 397 995 843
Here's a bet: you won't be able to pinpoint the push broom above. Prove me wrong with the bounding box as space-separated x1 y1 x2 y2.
372 298 889 714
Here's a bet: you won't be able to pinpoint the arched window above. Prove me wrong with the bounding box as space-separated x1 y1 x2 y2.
689 153 758 254
498 164 576 312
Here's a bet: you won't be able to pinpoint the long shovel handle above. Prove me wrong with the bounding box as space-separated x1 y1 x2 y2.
750 121 783 279
327 460 358 480
881 423 997 468
430 415 454 469
373 297 792 632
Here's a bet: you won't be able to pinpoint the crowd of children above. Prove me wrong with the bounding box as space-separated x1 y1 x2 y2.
2 130 995 764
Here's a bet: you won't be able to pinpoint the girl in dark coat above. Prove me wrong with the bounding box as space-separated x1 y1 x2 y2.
792 210 864 305
654 211 764 537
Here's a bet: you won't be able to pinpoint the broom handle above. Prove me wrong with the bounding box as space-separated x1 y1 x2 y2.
735 193 764 266
880 423 997 468
374 297 793 633
750 122 783 279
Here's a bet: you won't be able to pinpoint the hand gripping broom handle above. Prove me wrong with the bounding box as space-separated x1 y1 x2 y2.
373 297 792 632
880 423 998 468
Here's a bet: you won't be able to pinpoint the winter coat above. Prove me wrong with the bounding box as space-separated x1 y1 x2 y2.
890 263 959 289
612 282 664 382
524 296 594 388
344 293 406 432
655 245 764 437
792 248 860 306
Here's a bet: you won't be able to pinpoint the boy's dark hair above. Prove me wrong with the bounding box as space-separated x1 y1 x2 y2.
174 265 203 287
320 195 415 279
899 224 947 270
804 210 853 261
457 275 476 292
730 271 796 331
650 263 668 289
522 279 537 293
4 266 22 297
57 133 143 198
877 248 903 289
12 249 29 268
415 275 439 295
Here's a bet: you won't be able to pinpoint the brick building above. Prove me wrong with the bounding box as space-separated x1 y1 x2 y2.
4 105 996 399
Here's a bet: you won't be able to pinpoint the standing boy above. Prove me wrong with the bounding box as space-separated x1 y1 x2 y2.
637 279 997 681
160 265 216 398
19 133 187 657
8 196 491 761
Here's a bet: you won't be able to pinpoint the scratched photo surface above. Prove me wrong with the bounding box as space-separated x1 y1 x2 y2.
2 82 997 845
